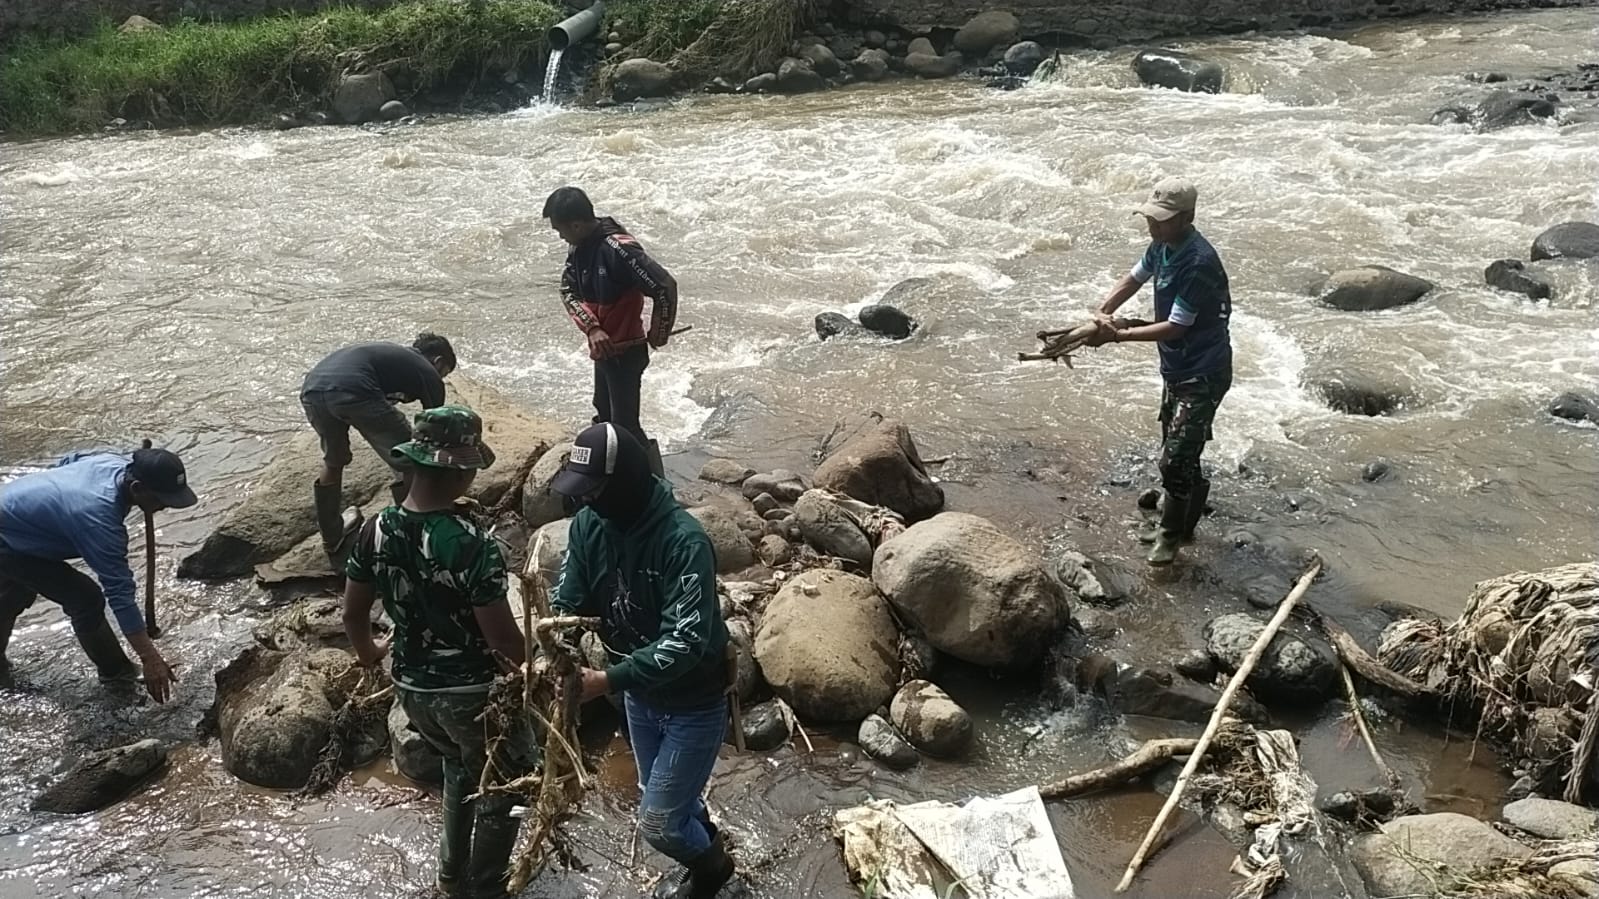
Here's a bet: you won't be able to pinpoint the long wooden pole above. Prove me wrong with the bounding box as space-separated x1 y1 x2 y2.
1040 738 1199 800
1340 663 1402 791
143 511 161 638
1114 557 1323 893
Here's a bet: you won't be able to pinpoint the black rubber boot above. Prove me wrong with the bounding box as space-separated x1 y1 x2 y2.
1182 478 1211 541
75 617 138 684
1147 492 1189 566
652 818 718 899
435 770 474 897
465 809 522 899
0 612 18 689
313 480 349 557
685 832 735 899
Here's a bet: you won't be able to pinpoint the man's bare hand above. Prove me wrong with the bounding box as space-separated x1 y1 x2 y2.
587 330 617 359
140 649 177 703
1084 318 1118 347
576 667 610 703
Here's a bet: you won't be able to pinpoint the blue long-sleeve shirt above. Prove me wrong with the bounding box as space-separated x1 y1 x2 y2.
0 453 144 635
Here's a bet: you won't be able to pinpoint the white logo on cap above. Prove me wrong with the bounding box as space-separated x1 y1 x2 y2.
570 446 592 465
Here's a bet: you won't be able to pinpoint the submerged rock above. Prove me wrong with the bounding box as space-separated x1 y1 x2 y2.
1353 813 1531 898
215 645 373 790
1003 41 1045 76
815 311 863 340
1133 49 1224 94
814 419 943 521
32 739 167 814
1173 649 1217 682
874 512 1068 669
753 570 900 722
890 679 973 758
1204 612 1335 703
1484 259 1554 300
858 713 919 769
1319 265 1434 311
905 52 962 79
1532 221 1599 261
858 304 917 339
1303 366 1412 417
389 700 443 784
1362 460 1393 482
1473 90 1559 131
1076 654 1264 723
1319 788 1407 825
1550 391 1599 424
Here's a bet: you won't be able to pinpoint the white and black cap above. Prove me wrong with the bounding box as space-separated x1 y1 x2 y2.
551 422 623 497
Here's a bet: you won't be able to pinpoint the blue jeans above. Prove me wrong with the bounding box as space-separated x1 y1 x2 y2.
624 692 727 864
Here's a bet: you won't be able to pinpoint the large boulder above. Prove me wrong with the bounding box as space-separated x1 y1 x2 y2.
31 739 167 814
1550 391 1599 425
775 57 827 94
1302 364 1412 416
1133 49 1224 94
1474 90 1559 131
686 505 756 573
520 442 574 529
1203 613 1335 703
872 513 1069 669
799 44 842 78
1502 797 1599 840
215 645 369 790
952 11 1019 57
698 459 754 487
905 52 963 80
816 311 864 340
793 489 874 570
529 517 572 584
388 700 443 784
1484 259 1553 300
752 570 900 723
1003 41 1045 76
889 679 973 758
612 58 675 102
724 616 761 701
181 375 561 580
740 700 791 751
1532 221 1599 261
1353 813 1531 898
850 49 891 83
858 713 919 769
906 37 936 57
333 72 396 125
814 419 943 521
858 304 917 339
1319 265 1435 311
1074 654 1265 724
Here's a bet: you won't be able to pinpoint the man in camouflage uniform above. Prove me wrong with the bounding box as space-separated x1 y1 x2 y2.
341 406 534 899
1090 178 1234 565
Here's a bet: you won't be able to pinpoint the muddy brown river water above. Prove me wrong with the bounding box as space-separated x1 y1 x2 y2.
2 7 1597 898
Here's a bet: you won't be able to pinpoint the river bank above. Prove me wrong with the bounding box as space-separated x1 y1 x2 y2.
2 6 1597 897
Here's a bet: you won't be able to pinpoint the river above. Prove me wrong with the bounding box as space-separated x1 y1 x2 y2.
2 7 1596 898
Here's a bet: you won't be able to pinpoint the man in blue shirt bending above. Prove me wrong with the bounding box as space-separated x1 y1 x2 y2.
1090 179 1233 566
0 444 197 701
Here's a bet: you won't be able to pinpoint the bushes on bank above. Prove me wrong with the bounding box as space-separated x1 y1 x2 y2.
0 0 561 136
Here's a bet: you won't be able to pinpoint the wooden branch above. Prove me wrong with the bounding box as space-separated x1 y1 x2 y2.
143 511 161 638
1340 664 1403 791
1115 557 1323 893
1040 738 1199 800
1314 612 1434 702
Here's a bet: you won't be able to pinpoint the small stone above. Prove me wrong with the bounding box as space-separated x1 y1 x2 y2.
757 534 793 567
118 15 161 33
907 37 936 56
1550 391 1599 425
1506 775 1537 801
740 701 791 751
698 459 755 486
378 100 409 121
750 492 781 516
762 508 791 523
31 739 167 814
604 42 624 55
858 714 919 769
742 72 778 93
1229 530 1258 548
1137 488 1161 510
1362 460 1392 482
1174 650 1216 682
890 680 973 758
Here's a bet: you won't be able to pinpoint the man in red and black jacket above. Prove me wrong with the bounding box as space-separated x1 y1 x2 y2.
543 187 678 472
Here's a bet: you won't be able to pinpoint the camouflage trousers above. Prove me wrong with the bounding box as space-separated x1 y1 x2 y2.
1158 368 1232 498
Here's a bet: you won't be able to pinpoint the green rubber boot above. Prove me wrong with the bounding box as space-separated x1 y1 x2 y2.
1147 492 1189 566
466 807 522 899
435 764 474 897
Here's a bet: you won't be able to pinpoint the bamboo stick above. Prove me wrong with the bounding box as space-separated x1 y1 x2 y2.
143 511 161 638
1114 557 1323 893
1339 663 1402 791
1040 738 1199 800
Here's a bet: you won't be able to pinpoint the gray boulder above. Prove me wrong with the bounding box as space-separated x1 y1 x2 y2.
215 646 367 789
1003 41 1045 76
529 518 571 583
775 57 826 94
743 72 778 94
1319 265 1435 311
333 72 396 125
890 679 973 758
1204 612 1335 703
953 11 1019 57
1302 365 1412 416
793 489 874 570
858 714 919 769
1502 797 1599 840
907 37 936 57
741 701 791 751
753 570 900 722
1076 654 1265 724
1133 49 1224 94
378 100 409 121
1550 391 1599 424
725 617 761 701
31 739 167 814
698 459 754 487
388 700 443 784
814 419 943 521
859 303 916 339
816 311 863 340
799 44 841 78
1474 90 1559 131
1532 221 1599 261
1484 259 1553 300
613 58 675 102
873 512 1069 669
686 505 756 573
905 52 963 80
521 442 574 529
1353 813 1531 898
757 534 793 566
851 49 891 83
742 471 807 503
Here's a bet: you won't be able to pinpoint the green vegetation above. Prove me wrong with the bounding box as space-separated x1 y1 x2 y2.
0 0 561 136
604 0 819 80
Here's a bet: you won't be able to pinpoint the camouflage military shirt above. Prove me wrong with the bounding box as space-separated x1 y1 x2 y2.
345 507 507 692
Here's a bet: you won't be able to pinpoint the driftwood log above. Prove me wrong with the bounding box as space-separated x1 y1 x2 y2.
1018 317 1150 365
1040 738 1199 800
1308 610 1434 702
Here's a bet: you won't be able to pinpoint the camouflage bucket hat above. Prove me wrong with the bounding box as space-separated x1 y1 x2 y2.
391 405 497 470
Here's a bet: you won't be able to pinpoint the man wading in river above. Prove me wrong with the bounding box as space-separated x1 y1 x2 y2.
549 423 734 899
341 406 533 899
1089 178 1233 566
300 332 456 561
543 186 679 477
0 444 195 701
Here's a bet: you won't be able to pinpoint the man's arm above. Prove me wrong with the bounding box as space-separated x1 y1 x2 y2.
560 257 617 359
607 234 678 346
463 537 526 668
1096 273 1146 319
342 518 387 667
421 372 446 410
78 515 176 701
598 533 718 696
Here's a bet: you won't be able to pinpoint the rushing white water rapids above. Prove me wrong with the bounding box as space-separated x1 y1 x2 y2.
1 8 1597 899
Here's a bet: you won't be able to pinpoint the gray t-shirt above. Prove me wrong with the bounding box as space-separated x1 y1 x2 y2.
301 342 445 407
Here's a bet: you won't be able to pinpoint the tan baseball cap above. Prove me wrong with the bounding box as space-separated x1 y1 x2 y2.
1135 178 1198 221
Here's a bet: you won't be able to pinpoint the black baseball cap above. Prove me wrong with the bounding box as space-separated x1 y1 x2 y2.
551 423 631 498
129 446 198 509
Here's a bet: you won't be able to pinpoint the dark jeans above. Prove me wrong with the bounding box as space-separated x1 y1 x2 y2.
1157 368 1232 498
300 388 413 471
625 692 727 863
593 345 651 448
0 543 122 671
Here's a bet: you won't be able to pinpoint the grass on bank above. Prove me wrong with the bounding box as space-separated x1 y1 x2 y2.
0 0 561 136
604 0 821 82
